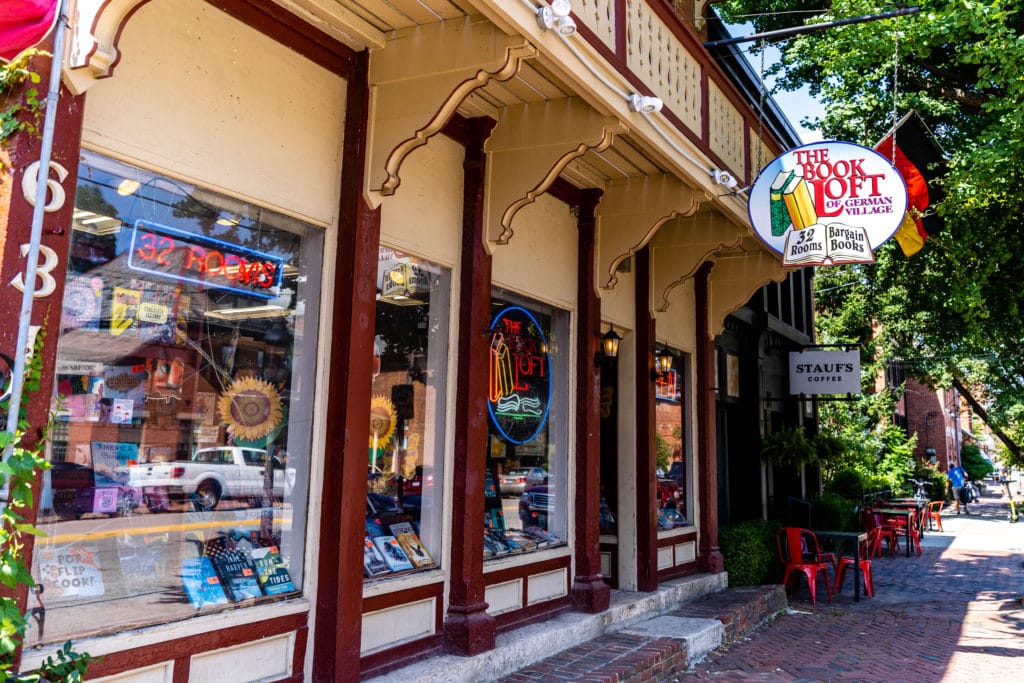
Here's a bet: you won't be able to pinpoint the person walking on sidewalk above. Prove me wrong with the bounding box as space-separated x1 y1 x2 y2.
947 461 970 514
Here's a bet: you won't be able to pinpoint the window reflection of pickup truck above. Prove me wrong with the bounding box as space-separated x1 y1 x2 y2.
120 447 295 510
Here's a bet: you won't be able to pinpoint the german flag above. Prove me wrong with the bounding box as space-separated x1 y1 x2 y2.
0 1 58 61
874 112 946 257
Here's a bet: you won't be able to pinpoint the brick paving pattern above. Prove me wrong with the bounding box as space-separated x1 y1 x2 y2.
683 487 1024 682
500 484 1024 682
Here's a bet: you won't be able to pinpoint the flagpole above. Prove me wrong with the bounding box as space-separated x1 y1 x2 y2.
3 0 69 448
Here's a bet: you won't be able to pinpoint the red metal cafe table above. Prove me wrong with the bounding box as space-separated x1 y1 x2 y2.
873 508 916 557
813 530 869 602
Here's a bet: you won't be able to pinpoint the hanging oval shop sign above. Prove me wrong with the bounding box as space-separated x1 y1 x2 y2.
488 305 551 445
748 141 908 267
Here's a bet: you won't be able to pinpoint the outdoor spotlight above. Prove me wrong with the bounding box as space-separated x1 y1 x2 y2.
537 3 577 35
711 169 738 190
550 0 572 17
628 94 663 113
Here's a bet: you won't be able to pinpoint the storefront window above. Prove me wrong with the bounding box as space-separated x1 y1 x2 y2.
484 292 569 559
363 247 450 579
30 151 322 645
655 349 689 530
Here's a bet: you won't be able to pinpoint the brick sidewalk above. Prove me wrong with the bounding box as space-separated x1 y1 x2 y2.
682 488 1024 682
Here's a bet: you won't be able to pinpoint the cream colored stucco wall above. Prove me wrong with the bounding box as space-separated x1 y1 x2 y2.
379 135 463 267
655 279 696 355
491 194 577 311
78 0 347 226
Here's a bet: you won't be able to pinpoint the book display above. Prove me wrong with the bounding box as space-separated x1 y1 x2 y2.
373 536 415 572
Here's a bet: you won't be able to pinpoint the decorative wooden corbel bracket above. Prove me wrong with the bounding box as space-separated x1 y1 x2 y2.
708 237 787 335
483 97 625 246
366 17 535 204
597 174 706 290
653 210 747 312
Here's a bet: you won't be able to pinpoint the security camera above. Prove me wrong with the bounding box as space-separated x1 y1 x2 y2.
711 169 738 190
628 94 663 114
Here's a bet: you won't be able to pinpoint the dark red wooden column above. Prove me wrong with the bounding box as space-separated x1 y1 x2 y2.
571 188 610 613
0 49 86 674
443 115 497 655
634 248 658 591
695 262 724 573
314 50 379 682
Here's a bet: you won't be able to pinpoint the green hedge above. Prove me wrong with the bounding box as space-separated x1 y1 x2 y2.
719 519 781 587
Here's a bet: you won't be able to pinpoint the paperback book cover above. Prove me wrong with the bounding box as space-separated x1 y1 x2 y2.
364 536 390 577
389 526 432 568
250 546 296 595
181 556 229 609
208 547 262 602
373 535 414 572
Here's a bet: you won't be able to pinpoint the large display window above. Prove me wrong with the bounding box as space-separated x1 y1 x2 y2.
29 151 322 646
363 247 450 580
655 348 690 531
484 291 569 559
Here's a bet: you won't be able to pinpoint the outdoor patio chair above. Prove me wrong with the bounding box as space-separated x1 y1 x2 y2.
776 527 833 605
833 527 877 598
860 509 899 557
926 500 944 531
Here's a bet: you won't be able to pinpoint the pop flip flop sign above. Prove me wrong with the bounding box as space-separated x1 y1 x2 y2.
748 141 908 267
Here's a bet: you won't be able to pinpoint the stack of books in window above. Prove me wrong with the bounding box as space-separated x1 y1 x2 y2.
180 531 297 609
363 522 434 578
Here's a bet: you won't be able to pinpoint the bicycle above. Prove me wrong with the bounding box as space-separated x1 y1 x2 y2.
906 478 932 505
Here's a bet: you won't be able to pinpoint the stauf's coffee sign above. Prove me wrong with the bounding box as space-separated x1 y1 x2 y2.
749 142 908 267
488 306 551 444
789 350 861 395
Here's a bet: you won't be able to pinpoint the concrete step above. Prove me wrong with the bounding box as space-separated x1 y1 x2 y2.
496 584 788 682
367 573 727 682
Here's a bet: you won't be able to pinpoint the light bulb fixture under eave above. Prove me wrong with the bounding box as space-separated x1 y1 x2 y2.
536 6 577 35
628 94 663 114
594 325 622 367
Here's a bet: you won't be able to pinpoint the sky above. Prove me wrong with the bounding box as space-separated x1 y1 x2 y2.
725 23 826 144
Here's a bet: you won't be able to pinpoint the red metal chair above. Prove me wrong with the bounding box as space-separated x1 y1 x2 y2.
833 528 877 598
776 527 833 605
860 509 898 557
926 500 944 531
878 509 922 556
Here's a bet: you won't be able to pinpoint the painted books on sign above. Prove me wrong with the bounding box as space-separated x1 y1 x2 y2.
782 223 874 267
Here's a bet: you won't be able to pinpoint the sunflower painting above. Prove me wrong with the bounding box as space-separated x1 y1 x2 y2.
218 376 284 441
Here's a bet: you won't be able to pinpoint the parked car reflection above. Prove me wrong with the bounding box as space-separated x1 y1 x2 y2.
500 467 547 497
48 462 143 519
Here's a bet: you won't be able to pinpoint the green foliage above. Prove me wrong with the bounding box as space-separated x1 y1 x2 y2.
824 468 864 501
719 519 782 587
0 50 45 145
760 426 816 468
960 443 994 481
0 332 94 680
717 0 1024 470
911 464 948 502
809 492 858 531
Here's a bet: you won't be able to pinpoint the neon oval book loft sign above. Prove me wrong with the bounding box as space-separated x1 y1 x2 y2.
488 306 552 445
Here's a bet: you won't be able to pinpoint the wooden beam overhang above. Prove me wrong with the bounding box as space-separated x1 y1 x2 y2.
651 210 746 313
707 237 787 336
365 16 535 204
483 97 625 246
596 175 708 291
